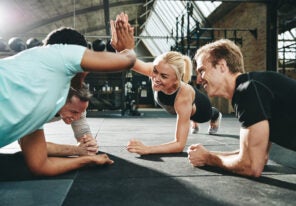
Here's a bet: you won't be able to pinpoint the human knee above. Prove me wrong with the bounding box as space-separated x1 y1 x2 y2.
210 107 220 121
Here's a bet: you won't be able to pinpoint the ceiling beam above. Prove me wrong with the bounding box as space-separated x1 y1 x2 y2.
5 0 143 36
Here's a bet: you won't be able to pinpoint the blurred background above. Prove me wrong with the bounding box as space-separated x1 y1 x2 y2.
0 0 295 115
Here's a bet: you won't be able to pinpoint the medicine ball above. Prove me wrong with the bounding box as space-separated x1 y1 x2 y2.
92 39 106 51
26 38 42 49
8 37 26 52
106 40 116 52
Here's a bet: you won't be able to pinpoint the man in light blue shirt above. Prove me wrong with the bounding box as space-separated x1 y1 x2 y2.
0 44 85 147
0 25 136 176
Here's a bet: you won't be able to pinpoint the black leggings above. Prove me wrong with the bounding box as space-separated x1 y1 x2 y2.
190 87 220 123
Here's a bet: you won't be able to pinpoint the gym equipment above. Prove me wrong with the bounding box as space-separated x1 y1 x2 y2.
8 37 26 52
92 39 106 51
26 38 42 49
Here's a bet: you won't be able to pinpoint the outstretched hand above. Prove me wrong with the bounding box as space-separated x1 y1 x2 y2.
91 153 114 165
110 12 134 52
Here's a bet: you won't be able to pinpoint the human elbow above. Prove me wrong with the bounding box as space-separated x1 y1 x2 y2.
244 164 264 178
174 143 185 153
250 166 263 177
28 164 56 177
236 159 264 177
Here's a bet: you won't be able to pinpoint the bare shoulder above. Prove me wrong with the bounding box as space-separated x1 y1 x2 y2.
176 83 195 104
181 83 195 98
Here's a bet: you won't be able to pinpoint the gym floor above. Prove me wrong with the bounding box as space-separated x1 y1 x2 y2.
0 108 295 206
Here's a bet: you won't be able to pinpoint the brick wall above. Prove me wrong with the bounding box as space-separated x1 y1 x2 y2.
211 2 267 114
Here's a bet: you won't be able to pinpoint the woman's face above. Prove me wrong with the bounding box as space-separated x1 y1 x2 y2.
151 61 178 93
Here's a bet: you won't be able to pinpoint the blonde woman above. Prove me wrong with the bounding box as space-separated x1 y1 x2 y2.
111 13 222 155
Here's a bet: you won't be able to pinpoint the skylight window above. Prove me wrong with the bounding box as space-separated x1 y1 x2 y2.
141 0 221 56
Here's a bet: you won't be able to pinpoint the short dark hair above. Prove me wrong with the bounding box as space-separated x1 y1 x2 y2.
43 27 89 91
43 27 88 47
67 82 92 102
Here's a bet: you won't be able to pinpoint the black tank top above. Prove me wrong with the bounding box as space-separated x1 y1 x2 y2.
153 85 213 123
153 87 181 115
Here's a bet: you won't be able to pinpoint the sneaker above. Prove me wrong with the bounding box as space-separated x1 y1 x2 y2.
208 112 222 135
191 127 199 134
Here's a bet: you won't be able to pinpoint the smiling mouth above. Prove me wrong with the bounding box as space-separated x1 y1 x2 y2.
202 83 208 88
66 118 74 124
153 81 161 87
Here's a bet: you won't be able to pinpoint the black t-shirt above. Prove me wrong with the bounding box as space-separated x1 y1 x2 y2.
232 71 296 151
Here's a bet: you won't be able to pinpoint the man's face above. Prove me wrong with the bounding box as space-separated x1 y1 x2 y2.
195 54 222 97
59 96 89 124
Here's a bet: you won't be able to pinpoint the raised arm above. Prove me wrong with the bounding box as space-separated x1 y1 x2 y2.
81 49 136 73
110 12 154 77
188 120 270 177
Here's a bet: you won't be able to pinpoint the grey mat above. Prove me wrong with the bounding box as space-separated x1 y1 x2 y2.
0 179 73 206
1 113 295 206
62 150 296 206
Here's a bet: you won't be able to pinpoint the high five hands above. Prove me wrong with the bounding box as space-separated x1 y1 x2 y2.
110 12 135 52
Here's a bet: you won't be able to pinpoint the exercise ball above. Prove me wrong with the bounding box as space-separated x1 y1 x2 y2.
106 40 116 52
8 37 26 52
92 39 106 51
26 38 42 49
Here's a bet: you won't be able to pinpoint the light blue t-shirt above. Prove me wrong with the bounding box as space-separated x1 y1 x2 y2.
0 44 86 147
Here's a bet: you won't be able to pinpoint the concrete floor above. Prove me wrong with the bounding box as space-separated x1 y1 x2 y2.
0 108 295 206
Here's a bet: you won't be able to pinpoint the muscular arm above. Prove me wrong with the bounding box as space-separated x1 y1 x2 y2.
81 14 135 72
127 88 193 155
46 112 98 157
188 120 270 177
46 133 98 157
19 130 113 176
127 114 190 155
46 142 80 157
81 49 136 73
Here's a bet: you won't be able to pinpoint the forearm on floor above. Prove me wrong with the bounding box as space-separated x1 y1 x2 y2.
206 152 253 176
46 142 79 157
34 156 94 176
210 149 240 156
148 141 186 154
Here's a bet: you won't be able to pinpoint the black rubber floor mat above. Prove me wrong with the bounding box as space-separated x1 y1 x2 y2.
0 152 77 181
0 179 73 206
62 154 224 206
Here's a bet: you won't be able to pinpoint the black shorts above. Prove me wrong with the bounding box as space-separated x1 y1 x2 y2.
190 87 212 123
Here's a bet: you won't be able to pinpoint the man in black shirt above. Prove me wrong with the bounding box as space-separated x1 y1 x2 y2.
187 39 296 177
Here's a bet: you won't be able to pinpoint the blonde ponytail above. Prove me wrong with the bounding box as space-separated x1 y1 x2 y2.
182 55 192 83
156 51 193 83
